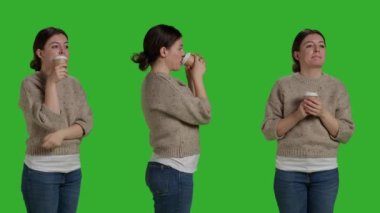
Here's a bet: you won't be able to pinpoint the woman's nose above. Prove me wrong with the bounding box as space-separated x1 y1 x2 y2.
58 46 67 56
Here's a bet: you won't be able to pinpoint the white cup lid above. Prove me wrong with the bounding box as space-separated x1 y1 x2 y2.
304 91 319 97
53 55 67 60
181 53 191 65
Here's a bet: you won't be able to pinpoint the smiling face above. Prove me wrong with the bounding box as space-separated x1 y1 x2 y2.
37 33 69 69
294 33 326 70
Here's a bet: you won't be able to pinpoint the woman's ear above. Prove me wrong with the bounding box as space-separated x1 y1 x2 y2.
36 49 43 59
159 46 167 58
293 51 300 61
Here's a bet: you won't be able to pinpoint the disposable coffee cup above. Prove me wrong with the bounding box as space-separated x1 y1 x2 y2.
181 53 195 67
53 55 67 66
304 91 319 100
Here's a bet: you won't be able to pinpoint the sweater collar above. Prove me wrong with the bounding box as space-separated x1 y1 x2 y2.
293 72 327 84
34 71 47 84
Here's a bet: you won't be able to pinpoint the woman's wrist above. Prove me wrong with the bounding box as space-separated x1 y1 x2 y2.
319 109 330 120
191 74 203 82
294 109 306 121
45 78 57 86
55 129 66 140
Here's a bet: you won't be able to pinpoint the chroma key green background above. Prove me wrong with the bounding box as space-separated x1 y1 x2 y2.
1 0 378 212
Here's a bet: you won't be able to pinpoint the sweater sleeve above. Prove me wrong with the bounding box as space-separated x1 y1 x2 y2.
148 76 211 126
19 79 67 131
72 80 93 136
330 83 354 143
262 81 284 140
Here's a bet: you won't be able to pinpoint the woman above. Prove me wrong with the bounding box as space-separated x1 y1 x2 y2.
262 29 354 213
20 27 93 213
132 24 211 213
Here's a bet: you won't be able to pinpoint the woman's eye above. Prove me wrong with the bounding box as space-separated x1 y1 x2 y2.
320 45 325 48
52 45 58 49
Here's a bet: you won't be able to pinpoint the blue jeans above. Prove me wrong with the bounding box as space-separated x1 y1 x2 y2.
21 164 82 213
274 168 339 213
146 162 194 213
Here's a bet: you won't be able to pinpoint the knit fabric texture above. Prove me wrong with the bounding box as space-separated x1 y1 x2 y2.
262 73 354 158
142 72 211 158
19 72 93 155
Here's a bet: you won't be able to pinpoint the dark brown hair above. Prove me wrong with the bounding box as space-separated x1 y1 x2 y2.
131 24 182 71
291 29 326 72
30 27 68 71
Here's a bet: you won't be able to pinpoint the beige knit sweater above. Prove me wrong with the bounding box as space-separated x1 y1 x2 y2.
262 73 354 158
142 72 211 158
19 72 93 155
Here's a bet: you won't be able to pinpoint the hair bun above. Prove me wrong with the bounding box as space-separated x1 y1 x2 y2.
131 52 149 71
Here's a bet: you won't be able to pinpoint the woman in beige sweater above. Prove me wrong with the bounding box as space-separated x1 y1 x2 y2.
20 27 93 213
132 24 211 213
262 29 354 213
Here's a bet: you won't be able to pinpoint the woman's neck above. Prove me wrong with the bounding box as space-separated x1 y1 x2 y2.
151 60 170 75
300 67 323 79
40 65 52 76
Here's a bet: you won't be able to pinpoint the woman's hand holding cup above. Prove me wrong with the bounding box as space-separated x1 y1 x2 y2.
48 55 68 83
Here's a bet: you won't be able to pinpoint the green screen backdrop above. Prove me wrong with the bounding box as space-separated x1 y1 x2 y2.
1 0 378 212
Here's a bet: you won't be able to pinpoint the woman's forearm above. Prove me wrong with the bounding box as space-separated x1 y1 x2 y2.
320 111 339 138
42 124 84 149
44 80 60 114
277 110 305 137
186 73 196 96
58 124 84 140
192 77 207 98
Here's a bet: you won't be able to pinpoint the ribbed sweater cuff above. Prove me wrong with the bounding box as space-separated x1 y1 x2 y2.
154 149 200 158
277 144 338 158
27 141 80 156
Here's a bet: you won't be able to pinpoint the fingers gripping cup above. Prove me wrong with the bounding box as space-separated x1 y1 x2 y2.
181 53 195 67
53 55 67 66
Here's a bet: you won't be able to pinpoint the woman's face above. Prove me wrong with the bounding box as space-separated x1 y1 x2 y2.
294 33 326 70
38 33 69 68
165 38 185 71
